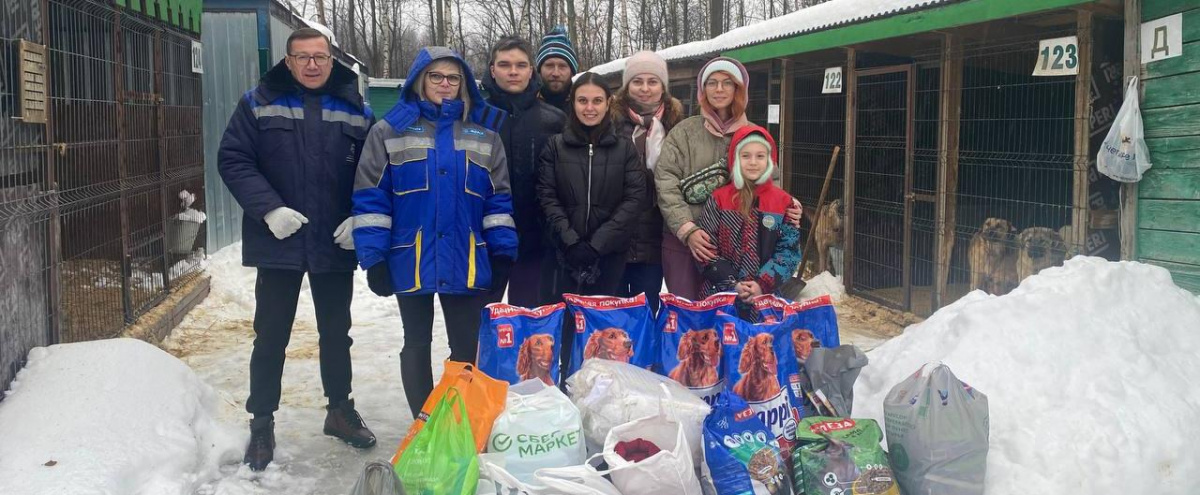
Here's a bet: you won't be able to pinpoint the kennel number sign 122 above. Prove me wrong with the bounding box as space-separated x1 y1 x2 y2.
822 66 843 94
1032 36 1079 77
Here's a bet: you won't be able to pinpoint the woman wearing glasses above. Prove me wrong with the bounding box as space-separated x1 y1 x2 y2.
350 47 514 419
654 56 801 300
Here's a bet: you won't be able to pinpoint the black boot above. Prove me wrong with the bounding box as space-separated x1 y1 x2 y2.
400 347 434 419
324 398 377 448
244 416 275 472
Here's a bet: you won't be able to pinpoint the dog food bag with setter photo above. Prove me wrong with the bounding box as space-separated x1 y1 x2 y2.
704 390 791 495
564 293 657 377
782 296 843 417
720 313 805 462
486 379 587 485
883 363 989 495
478 302 566 386
660 292 739 405
792 417 899 495
567 358 712 459
751 294 792 324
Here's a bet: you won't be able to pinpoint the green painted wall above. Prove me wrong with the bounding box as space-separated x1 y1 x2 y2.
115 0 202 33
1139 0 1200 293
368 84 402 114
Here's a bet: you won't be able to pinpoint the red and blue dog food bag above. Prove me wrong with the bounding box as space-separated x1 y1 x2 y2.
752 294 792 324
658 292 739 405
563 293 656 377
720 312 806 459
782 295 841 350
704 390 791 495
477 302 566 386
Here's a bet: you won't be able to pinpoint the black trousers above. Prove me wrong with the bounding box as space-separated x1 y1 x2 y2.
396 293 486 418
548 252 627 382
246 268 354 417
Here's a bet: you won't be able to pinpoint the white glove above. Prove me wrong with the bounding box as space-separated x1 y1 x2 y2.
264 207 308 240
333 217 355 250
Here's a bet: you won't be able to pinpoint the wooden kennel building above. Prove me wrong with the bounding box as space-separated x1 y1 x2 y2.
597 0 1195 315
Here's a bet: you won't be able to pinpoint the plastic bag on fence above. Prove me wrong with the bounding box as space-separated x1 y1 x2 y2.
393 361 508 463
603 415 703 495
883 363 989 495
392 388 479 495
1097 76 1152 182
567 358 712 459
350 460 407 495
478 453 623 495
487 379 586 484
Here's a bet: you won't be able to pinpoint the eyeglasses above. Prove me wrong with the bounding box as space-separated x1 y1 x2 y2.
704 79 737 90
290 54 331 66
426 72 464 86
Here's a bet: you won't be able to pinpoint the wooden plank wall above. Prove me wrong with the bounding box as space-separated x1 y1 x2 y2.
1138 0 1200 292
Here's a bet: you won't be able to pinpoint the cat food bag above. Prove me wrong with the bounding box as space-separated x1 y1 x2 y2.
564 293 656 377
477 302 566 386
792 417 899 495
704 390 791 495
720 313 806 460
659 292 739 405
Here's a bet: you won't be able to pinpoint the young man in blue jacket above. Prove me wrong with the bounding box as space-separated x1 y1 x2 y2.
217 28 376 471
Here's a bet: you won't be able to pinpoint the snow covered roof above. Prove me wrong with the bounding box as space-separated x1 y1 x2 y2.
591 0 959 75
369 78 405 88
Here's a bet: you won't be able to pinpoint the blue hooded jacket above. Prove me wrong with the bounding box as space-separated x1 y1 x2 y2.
217 59 372 273
351 47 517 295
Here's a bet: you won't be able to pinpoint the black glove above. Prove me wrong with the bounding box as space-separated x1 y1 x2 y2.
565 242 600 268
702 259 739 290
488 255 514 293
366 263 393 297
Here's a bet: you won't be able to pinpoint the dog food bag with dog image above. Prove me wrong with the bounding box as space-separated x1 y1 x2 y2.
752 295 792 324
792 417 899 495
478 302 566 386
720 313 806 463
660 293 739 405
704 390 791 495
883 363 989 495
782 295 841 350
564 293 656 377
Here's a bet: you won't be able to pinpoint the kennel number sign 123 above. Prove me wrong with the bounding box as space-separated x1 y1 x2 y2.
1032 36 1079 77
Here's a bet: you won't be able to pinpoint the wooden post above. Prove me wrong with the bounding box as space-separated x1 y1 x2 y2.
41 0 62 344
155 30 172 292
779 57 793 192
934 32 963 312
902 65 915 311
1072 10 1094 256
114 8 134 325
843 47 857 291
1120 0 1141 260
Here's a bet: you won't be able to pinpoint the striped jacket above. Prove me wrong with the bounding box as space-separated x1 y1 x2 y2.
218 59 372 273
350 47 516 295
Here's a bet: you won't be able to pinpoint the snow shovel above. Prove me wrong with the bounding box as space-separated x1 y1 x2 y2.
778 146 841 301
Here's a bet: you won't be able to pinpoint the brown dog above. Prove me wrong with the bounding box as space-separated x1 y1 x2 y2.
814 199 845 275
792 329 820 363
1017 227 1067 280
669 329 722 388
969 218 1018 295
583 328 635 363
733 333 781 402
516 334 556 386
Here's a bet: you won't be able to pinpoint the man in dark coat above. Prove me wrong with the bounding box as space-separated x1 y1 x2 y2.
483 36 567 307
217 28 376 472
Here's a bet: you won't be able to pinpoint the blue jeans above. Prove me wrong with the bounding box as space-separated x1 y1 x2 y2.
618 262 664 315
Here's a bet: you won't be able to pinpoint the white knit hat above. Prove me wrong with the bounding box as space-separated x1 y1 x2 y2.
731 135 775 189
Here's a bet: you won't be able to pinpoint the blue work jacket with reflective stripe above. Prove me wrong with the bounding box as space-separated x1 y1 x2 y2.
351 47 516 295
218 60 373 273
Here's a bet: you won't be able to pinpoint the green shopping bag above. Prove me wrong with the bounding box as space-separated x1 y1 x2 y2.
393 387 479 495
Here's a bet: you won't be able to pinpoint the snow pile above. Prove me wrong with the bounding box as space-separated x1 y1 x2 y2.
0 339 243 495
800 271 846 302
854 257 1200 493
592 0 950 74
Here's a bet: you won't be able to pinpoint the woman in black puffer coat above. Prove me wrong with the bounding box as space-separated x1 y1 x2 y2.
537 72 646 299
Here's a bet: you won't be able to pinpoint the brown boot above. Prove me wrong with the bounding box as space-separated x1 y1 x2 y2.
324 399 377 448
243 416 275 471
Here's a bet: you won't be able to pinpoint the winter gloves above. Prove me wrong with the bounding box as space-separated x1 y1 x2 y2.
488 256 514 293
332 217 355 250
366 264 393 297
565 242 600 268
264 207 309 240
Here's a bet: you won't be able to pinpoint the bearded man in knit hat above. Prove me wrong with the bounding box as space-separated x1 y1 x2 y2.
536 26 579 113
